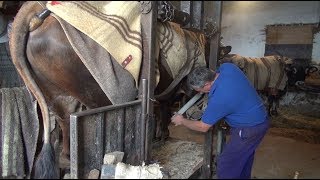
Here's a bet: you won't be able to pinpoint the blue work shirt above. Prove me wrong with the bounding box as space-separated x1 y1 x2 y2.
201 63 268 127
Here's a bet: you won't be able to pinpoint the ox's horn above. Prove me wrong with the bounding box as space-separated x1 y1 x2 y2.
29 9 51 31
306 66 318 74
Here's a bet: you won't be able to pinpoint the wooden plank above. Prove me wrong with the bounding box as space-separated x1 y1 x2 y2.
266 25 314 45
151 139 203 179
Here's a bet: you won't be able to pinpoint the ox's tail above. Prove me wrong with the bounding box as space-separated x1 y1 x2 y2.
9 1 58 179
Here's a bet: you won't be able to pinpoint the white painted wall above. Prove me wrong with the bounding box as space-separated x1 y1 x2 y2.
221 1 320 62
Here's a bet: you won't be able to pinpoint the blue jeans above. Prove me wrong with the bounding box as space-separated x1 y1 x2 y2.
217 119 269 179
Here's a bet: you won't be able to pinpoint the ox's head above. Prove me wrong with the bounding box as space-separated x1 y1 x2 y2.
285 58 319 86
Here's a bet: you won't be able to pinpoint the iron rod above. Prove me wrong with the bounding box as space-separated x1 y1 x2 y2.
70 100 141 118
141 79 148 161
70 115 79 179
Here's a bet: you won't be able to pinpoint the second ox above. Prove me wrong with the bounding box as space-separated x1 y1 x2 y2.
219 50 318 116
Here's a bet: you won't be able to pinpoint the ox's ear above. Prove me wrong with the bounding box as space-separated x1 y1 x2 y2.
305 66 318 74
219 45 232 59
282 56 293 65
284 64 296 73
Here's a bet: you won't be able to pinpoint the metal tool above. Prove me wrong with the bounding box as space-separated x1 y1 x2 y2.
176 93 204 115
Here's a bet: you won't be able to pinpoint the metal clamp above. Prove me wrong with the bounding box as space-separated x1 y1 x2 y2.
140 1 152 14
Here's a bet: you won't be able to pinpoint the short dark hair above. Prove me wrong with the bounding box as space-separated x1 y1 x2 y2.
187 66 216 90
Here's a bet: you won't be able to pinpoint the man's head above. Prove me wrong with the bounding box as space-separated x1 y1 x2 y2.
187 66 216 93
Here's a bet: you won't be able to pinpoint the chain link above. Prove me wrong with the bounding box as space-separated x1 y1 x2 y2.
203 20 218 39
158 1 174 22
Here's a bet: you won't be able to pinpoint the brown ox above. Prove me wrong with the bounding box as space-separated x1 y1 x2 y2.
9 1 207 178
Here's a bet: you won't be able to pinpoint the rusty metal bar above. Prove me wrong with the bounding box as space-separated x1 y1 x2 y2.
70 100 141 179
207 1 222 70
190 1 204 29
141 79 148 161
71 100 141 118
201 1 223 179
70 114 79 179
140 1 157 162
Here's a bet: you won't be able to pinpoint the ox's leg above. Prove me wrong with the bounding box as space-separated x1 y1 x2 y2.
154 101 170 142
268 95 278 116
268 88 279 116
50 96 82 163
160 101 171 140
154 100 176 142
158 93 186 141
57 118 70 159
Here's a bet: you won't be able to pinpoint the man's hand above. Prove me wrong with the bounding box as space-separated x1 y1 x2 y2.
171 114 185 126
171 113 212 132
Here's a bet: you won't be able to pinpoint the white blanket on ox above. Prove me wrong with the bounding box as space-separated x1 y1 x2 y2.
220 54 292 90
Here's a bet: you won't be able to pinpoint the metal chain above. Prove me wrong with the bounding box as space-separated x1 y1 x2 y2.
158 1 175 22
203 20 218 39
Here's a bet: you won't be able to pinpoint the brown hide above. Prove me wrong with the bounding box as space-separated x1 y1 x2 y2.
26 14 112 161
27 15 111 111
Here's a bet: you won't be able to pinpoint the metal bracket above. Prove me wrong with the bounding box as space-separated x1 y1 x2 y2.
140 1 152 14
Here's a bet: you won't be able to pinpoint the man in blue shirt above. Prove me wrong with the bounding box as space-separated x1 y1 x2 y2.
171 63 269 179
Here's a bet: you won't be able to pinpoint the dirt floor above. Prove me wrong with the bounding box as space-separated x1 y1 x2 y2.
168 106 320 179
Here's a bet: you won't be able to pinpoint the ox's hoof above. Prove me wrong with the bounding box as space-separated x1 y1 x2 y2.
59 154 70 169
60 150 70 159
